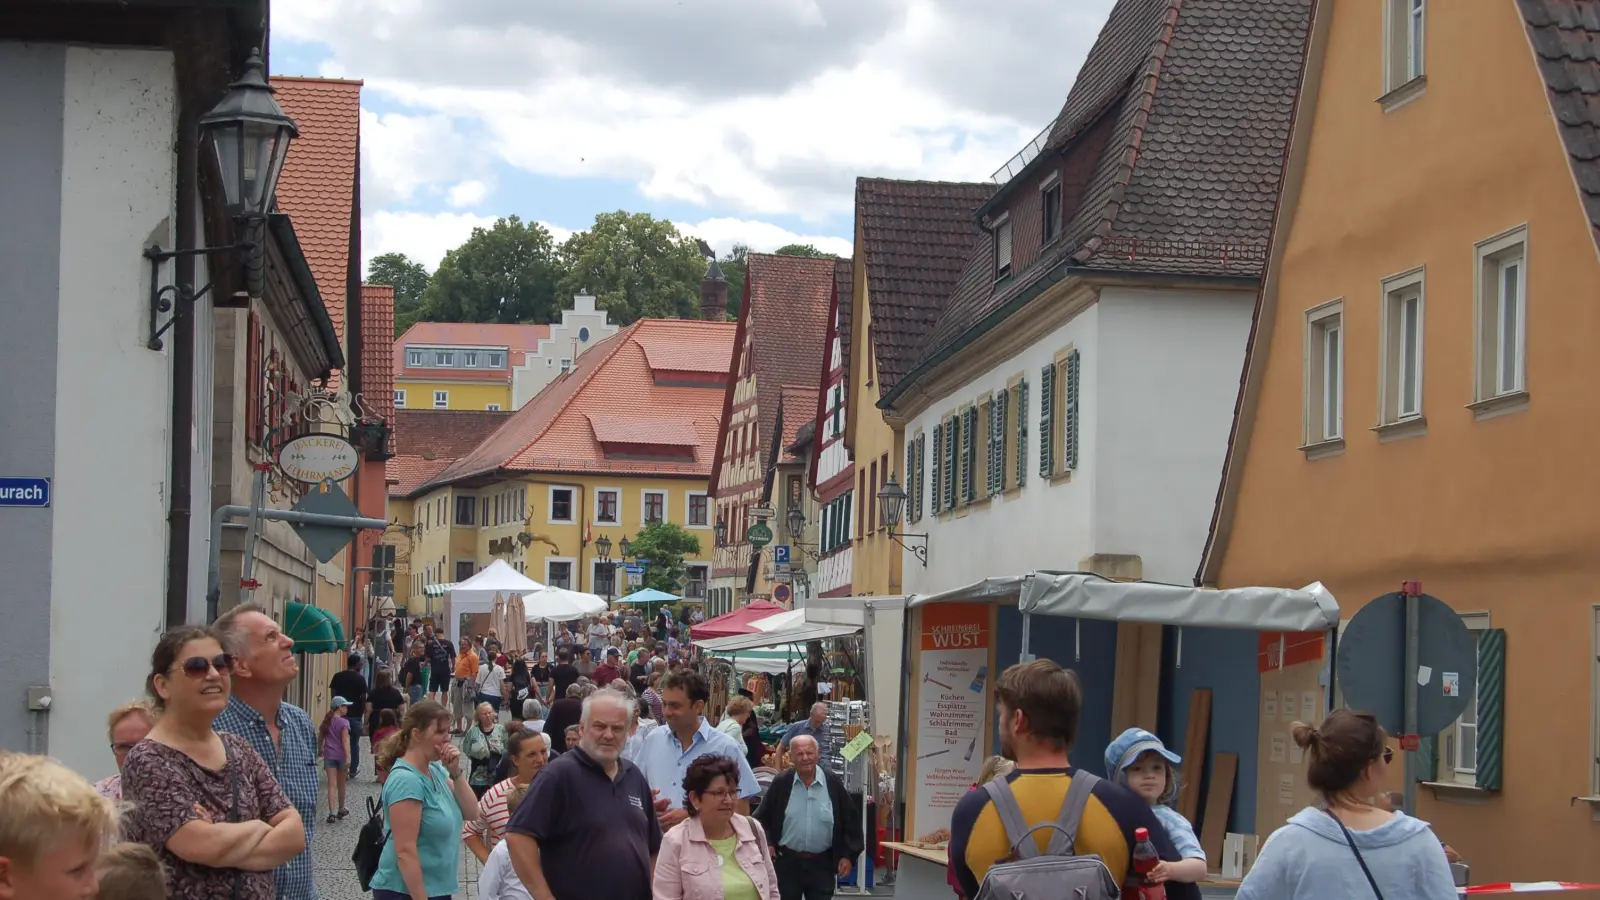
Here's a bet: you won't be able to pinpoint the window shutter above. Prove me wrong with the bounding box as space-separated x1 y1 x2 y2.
944 417 958 510
1064 349 1082 471
914 433 925 522
1415 734 1438 784
1039 364 1055 477
905 441 918 524
1015 381 1028 488
931 424 944 514
993 391 1009 494
961 407 977 503
983 397 996 496
1475 628 1506 791
844 492 853 542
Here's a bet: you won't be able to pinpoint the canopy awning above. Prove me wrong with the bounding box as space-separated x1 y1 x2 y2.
911 571 1339 632
695 622 862 652
450 559 547 595
424 582 457 598
524 586 607 622
692 599 787 640
285 601 346 654
710 649 801 675
613 587 679 606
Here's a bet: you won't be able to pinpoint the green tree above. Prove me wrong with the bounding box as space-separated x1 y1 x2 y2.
420 216 563 324
773 242 835 258
719 243 749 319
556 211 704 324
627 522 702 595
366 252 432 336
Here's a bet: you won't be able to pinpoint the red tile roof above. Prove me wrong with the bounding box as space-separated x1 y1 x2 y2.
587 414 701 447
778 386 819 462
425 319 737 485
393 322 553 384
272 78 362 386
833 257 854 391
388 456 453 498
710 254 834 492
360 284 395 425
388 408 513 497
636 326 735 374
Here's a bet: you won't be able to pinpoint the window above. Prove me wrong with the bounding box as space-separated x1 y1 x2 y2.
1304 301 1345 447
394 389 406 408
433 390 449 409
1440 613 1490 786
560 358 573 373
481 501 489 528
829 385 844 437
596 489 620 524
579 327 591 342
985 391 1009 496
454 495 476 526
486 403 501 411
454 560 475 582
463 350 478 367
592 561 617 598
642 490 666 525
1475 227 1528 404
1042 180 1062 244
546 560 573 590
1380 270 1425 426
1040 349 1081 478
687 492 709 527
1010 377 1028 489
960 406 978 505
905 435 919 525
1385 0 1425 92
858 469 867 534
549 487 574 523
435 350 455 367
406 349 426 367
994 215 1014 280
487 351 505 368
685 565 709 599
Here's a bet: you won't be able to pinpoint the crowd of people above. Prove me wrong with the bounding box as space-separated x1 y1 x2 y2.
0 600 1460 900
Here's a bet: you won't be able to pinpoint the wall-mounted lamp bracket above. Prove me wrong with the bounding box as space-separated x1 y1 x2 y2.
145 241 253 350
888 531 929 567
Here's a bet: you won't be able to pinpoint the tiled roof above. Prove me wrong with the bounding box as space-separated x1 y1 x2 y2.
272 78 362 386
778 386 819 462
1520 0 1600 256
393 409 513 459
360 284 395 426
393 322 553 384
636 326 735 374
425 319 737 486
388 456 452 498
856 179 995 397
907 0 1313 398
587 414 700 447
833 257 854 391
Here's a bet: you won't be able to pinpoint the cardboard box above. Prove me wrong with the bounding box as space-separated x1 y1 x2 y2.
1220 832 1260 879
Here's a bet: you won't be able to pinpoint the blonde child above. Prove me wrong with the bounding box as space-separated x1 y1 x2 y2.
319 696 353 823
0 751 117 900
93 843 165 900
1105 728 1208 885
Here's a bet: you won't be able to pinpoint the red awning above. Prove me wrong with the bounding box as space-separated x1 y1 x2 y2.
692 599 787 640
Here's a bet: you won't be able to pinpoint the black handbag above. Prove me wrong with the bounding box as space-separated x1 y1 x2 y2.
352 796 389 892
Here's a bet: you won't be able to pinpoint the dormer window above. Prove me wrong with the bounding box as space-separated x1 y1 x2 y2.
1042 177 1062 244
487 351 505 368
406 349 425 367
995 214 1013 280
434 350 455 367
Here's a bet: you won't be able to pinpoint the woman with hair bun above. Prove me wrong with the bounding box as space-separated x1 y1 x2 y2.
1237 709 1455 899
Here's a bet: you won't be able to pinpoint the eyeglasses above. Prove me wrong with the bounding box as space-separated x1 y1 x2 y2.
698 788 737 803
1381 747 1394 765
110 741 140 754
172 653 235 677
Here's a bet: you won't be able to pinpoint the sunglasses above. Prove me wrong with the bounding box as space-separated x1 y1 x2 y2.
172 653 235 677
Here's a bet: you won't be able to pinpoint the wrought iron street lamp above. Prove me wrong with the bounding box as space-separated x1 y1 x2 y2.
146 48 298 350
619 535 632 559
713 519 727 548
595 535 613 560
876 475 928 567
785 506 805 541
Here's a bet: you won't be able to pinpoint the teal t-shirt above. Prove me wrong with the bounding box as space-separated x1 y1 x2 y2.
371 760 464 897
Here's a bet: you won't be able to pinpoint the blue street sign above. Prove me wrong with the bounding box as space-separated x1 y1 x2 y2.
773 545 791 564
0 477 50 508
624 563 646 575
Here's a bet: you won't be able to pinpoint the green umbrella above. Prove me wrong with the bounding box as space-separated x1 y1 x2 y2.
284 601 345 655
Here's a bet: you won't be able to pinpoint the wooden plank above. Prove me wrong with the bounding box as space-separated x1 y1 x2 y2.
1200 752 1238 866
1176 689 1213 823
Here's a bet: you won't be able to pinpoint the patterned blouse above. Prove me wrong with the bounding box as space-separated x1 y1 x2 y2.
122 733 292 900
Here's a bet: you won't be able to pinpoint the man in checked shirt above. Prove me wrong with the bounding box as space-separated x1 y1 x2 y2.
213 602 320 900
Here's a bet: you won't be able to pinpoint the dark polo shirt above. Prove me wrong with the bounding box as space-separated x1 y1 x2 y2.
506 745 661 900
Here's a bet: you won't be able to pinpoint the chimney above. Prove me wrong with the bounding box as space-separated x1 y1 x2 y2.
699 257 728 321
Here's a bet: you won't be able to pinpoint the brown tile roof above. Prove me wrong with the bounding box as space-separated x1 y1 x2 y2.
904 0 1313 402
360 284 395 426
388 408 510 497
426 319 737 486
856 179 995 397
636 326 735 374
272 78 362 386
1520 0 1600 255
393 322 553 384
388 456 453 498
587 414 700 447
778 386 819 462
833 257 854 391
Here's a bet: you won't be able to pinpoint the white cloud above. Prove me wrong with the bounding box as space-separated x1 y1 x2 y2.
363 210 572 272
673 218 853 259
447 179 489 208
360 109 473 207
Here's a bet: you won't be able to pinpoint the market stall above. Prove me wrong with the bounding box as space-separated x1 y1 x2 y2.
439 560 547 647
884 573 1339 898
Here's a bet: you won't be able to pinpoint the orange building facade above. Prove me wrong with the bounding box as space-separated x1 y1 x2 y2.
1203 0 1600 882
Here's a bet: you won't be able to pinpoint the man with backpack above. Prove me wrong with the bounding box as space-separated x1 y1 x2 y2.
947 659 1199 900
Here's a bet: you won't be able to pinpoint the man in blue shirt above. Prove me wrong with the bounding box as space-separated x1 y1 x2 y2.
212 602 319 900
636 669 760 829
754 735 863 900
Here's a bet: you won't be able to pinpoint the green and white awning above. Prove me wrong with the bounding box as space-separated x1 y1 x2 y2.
424 582 457 598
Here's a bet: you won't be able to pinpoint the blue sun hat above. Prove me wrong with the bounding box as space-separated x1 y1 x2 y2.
1105 727 1182 782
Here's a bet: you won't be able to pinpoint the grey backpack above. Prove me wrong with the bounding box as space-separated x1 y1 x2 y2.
973 771 1120 900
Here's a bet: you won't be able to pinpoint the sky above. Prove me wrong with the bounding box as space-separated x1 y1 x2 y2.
270 0 1117 275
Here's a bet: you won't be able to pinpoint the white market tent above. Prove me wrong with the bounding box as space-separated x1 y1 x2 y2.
442 560 547 646
697 607 865 674
525 586 607 622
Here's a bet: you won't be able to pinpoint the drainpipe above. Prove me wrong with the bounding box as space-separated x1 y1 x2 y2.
164 86 199 627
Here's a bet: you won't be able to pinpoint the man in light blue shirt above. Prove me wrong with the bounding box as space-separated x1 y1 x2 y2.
637 669 760 830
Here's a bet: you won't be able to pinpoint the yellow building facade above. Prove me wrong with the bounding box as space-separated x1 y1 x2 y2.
393 379 510 413
845 268 902 598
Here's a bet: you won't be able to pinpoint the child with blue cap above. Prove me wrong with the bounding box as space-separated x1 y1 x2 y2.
1106 727 1208 886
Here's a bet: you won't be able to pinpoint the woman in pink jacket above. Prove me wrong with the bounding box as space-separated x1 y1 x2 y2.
653 754 779 900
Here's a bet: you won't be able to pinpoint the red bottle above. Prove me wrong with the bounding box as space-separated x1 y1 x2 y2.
1123 827 1166 900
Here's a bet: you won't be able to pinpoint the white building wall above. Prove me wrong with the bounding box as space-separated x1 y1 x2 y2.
902 305 1101 596
1093 287 1254 583
818 437 850 484
510 294 618 407
51 47 176 779
818 545 853 595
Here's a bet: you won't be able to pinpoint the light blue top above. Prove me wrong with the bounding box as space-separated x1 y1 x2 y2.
1153 806 1204 860
1237 807 1456 900
371 760 465 898
779 772 834 853
636 717 760 809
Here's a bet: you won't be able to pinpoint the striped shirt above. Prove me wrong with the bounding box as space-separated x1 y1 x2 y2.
462 777 522 849
214 695 318 900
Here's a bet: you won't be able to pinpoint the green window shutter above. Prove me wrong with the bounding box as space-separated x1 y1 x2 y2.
1015 380 1028 488
914 433 925 522
905 441 917 524
931 423 944 513
1064 349 1081 471
1039 364 1055 477
994 390 1009 494
984 397 997 495
1476 628 1506 791
961 407 977 503
945 416 958 510
844 492 853 542
1415 734 1438 784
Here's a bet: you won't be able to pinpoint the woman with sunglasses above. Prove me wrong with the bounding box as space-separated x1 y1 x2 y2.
1237 709 1455 899
653 754 778 900
121 626 306 900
